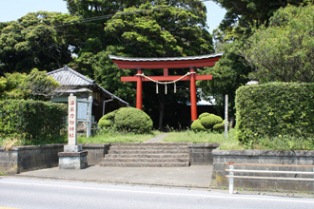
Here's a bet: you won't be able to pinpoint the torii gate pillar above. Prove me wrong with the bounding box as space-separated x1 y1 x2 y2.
136 69 143 110
190 68 197 121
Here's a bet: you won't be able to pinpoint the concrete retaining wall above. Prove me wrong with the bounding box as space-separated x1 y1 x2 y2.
83 144 110 165
0 145 63 174
0 144 112 174
212 150 314 192
0 143 215 174
189 143 218 165
0 148 19 174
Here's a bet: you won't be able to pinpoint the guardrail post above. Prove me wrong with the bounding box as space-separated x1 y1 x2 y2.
228 162 234 194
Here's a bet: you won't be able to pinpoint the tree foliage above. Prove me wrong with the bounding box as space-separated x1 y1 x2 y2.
0 12 76 73
104 2 212 57
241 4 314 82
212 0 307 42
0 69 59 100
202 1 312 121
199 41 252 117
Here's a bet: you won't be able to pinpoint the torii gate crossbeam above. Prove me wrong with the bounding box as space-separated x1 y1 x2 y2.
109 53 222 121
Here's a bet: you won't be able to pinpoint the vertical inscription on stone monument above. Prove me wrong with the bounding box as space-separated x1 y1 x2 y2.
68 94 77 145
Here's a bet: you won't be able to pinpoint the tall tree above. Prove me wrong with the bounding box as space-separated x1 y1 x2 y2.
65 0 144 17
0 12 75 73
0 69 59 100
212 0 307 41
199 0 310 123
104 3 212 57
199 41 252 123
241 4 314 82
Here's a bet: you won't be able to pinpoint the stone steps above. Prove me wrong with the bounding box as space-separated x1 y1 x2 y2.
102 162 189 167
109 144 189 149
100 143 190 167
108 149 189 154
105 153 190 158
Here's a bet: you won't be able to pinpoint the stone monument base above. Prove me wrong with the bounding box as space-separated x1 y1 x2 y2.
58 149 88 169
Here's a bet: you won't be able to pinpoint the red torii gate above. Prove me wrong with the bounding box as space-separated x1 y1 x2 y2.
109 53 222 121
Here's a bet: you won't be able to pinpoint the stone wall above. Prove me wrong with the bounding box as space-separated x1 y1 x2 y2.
83 144 110 165
0 145 63 174
189 143 218 165
0 144 111 174
212 150 314 192
0 147 19 174
0 143 215 174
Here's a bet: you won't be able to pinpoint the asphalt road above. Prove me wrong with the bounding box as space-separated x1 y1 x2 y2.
0 177 313 209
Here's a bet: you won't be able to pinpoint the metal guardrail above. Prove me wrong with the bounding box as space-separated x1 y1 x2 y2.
225 162 314 194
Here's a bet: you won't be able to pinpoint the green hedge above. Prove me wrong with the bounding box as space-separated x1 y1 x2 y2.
0 99 67 144
235 83 314 145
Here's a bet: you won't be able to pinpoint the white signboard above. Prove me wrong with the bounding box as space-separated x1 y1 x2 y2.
78 102 88 120
77 96 93 137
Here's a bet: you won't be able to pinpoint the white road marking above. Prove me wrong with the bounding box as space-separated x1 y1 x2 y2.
1 179 314 205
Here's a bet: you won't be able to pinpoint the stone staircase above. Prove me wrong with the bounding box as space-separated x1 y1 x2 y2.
100 143 190 167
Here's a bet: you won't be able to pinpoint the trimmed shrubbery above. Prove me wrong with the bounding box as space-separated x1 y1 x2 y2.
191 119 206 131
235 82 314 146
0 99 67 145
191 112 224 132
98 110 117 129
98 107 153 134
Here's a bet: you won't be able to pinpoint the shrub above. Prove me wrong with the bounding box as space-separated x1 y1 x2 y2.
103 110 117 121
213 122 225 131
200 114 223 129
98 118 112 129
191 119 206 132
198 112 210 119
112 107 153 134
98 110 117 129
235 82 314 146
191 112 224 132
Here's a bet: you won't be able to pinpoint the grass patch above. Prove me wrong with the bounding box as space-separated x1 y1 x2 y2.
163 129 244 150
0 136 66 149
78 129 244 150
0 137 24 150
2 127 312 151
78 129 160 144
253 136 314 150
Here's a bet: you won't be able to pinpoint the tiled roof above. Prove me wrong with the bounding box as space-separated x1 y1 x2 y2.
48 66 129 106
47 66 94 86
109 53 223 62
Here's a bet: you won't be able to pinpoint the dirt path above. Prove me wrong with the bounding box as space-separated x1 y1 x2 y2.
145 133 168 143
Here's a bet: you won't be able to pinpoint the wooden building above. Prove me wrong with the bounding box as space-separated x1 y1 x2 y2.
47 66 129 122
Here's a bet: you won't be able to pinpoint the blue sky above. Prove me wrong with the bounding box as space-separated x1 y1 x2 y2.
0 0 225 32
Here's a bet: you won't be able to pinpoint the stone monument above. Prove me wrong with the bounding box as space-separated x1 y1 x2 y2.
58 94 88 169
